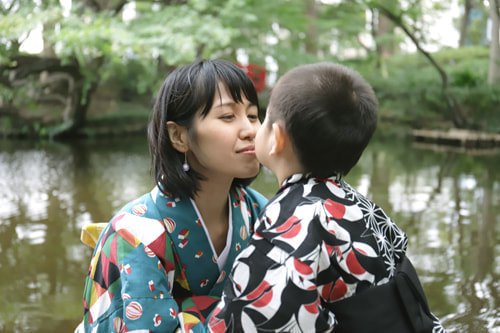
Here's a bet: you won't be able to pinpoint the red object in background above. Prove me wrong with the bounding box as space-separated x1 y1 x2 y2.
236 63 266 92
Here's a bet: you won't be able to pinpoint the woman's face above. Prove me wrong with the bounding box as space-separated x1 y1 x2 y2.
187 82 261 182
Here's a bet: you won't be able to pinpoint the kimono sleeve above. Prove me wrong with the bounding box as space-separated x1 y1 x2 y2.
82 213 182 332
176 295 220 333
207 240 335 332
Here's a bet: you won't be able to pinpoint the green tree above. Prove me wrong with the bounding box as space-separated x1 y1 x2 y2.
0 0 316 138
366 0 468 127
1 0 496 137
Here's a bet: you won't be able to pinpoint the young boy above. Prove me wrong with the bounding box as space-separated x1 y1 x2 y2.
206 62 446 332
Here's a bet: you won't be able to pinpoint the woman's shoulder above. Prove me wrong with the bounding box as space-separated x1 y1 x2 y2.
103 189 169 239
116 187 168 218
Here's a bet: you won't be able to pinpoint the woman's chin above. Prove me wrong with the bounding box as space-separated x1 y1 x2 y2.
238 164 261 179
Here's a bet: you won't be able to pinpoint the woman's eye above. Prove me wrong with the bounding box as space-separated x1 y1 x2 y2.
220 115 235 120
248 114 259 121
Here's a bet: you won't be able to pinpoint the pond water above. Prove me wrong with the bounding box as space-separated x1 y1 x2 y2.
0 134 499 332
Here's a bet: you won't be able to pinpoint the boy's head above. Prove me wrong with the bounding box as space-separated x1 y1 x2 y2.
259 62 378 180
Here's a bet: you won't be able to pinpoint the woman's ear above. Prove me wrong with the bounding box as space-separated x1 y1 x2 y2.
270 122 287 156
166 121 189 152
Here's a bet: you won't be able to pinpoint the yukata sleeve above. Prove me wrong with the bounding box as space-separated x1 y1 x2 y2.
206 239 335 332
83 213 182 333
176 295 221 333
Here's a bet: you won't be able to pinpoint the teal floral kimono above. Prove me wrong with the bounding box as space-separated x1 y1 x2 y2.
79 185 267 333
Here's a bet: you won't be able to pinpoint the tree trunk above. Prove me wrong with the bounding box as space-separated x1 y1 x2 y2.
85 0 127 13
488 0 500 85
42 22 57 58
375 4 397 77
52 56 104 139
0 55 94 138
459 0 473 47
305 0 318 54
375 4 468 128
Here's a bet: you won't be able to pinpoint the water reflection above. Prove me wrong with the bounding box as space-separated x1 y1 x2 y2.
0 135 498 332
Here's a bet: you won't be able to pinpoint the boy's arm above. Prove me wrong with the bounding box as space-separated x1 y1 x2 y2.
206 238 335 332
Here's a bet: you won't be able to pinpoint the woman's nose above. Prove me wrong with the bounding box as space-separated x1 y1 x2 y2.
240 117 259 139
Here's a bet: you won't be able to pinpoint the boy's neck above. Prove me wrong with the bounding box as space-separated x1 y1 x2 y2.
276 171 301 187
271 153 305 186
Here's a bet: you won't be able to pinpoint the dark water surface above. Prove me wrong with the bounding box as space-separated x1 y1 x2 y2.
0 135 498 332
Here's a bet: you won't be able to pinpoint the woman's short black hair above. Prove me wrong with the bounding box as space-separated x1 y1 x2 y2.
267 62 378 178
148 59 260 198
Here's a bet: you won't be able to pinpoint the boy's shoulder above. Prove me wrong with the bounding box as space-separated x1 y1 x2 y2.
265 176 362 209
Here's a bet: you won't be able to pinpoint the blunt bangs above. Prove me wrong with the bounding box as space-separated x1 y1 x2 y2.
196 60 259 118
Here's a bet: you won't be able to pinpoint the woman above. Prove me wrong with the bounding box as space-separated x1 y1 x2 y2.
78 59 268 332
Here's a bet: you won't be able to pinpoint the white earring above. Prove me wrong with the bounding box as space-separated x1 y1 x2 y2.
183 153 190 172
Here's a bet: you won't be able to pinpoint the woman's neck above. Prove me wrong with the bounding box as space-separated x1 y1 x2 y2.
193 178 232 256
193 178 232 227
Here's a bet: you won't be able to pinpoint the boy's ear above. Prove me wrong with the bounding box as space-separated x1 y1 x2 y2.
166 121 189 152
270 122 287 156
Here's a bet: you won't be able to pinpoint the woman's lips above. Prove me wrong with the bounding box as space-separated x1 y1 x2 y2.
238 146 256 154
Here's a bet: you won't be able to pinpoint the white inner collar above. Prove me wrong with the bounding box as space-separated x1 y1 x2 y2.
190 197 232 271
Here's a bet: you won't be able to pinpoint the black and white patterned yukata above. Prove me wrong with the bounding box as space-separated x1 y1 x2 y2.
208 173 446 332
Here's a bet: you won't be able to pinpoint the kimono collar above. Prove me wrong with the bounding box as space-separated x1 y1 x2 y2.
280 172 342 190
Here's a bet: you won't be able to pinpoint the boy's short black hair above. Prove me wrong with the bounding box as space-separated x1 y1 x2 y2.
148 59 260 198
268 62 378 177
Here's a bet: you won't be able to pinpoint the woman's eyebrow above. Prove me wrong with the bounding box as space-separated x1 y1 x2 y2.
213 99 256 110
213 100 238 109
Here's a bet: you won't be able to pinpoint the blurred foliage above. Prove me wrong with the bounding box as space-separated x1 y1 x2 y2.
0 0 499 137
361 46 500 131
